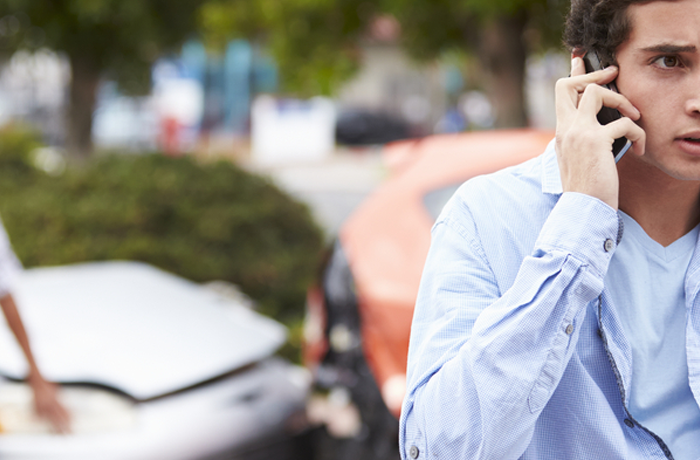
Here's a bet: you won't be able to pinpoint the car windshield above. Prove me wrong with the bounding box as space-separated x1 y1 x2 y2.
423 183 462 221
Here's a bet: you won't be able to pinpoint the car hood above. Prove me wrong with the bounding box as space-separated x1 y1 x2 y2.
0 261 286 400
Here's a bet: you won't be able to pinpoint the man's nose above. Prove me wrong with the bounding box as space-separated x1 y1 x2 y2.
686 71 700 115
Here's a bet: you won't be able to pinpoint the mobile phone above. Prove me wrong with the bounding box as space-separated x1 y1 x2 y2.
582 52 632 163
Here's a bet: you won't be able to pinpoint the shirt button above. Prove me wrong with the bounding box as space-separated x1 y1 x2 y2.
409 445 420 459
624 418 634 428
565 324 574 335
604 239 614 252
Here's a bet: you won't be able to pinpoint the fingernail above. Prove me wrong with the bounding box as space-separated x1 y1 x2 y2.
604 65 617 71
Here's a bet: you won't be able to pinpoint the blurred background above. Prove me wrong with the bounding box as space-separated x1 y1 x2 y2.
0 0 571 459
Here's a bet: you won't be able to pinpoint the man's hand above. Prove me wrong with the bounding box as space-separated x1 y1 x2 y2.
27 371 71 434
555 55 645 210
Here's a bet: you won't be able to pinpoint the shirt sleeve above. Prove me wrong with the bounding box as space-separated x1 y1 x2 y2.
0 218 23 298
400 192 620 460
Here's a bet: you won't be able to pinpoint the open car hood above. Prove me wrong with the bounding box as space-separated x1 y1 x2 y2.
0 261 286 400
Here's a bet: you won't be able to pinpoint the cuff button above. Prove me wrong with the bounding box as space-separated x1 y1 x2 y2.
604 239 614 252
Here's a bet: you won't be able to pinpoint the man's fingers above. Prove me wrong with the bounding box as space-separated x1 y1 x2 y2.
578 84 641 120
606 117 646 156
556 64 619 111
568 65 619 93
570 56 586 77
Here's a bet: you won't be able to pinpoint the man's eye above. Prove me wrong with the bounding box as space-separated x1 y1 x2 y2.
654 55 680 68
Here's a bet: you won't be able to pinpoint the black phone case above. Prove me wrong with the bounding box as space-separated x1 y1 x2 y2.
582 53 630 160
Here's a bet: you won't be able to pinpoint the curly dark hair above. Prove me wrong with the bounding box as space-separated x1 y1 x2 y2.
564 0 659 66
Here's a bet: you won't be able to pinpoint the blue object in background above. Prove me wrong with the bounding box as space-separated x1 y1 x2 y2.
181 40 207 85
224 40 253 134
252 50 278 95
442 65 464 97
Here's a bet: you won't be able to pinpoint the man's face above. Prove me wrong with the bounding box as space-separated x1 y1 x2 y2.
615 0 700 180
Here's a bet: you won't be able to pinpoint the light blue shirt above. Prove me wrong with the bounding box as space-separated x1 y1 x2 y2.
401 140 700 460
608 211 700 459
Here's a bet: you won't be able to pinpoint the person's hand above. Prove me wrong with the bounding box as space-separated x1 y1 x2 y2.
27 371 71 434
555 55 645 210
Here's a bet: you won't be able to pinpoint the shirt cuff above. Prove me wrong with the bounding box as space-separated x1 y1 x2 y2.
534 192 621 279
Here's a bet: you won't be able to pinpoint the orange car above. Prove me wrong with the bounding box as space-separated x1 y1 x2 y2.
304 129 554 459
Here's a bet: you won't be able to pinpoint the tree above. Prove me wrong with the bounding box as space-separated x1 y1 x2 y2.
0 0 206 158
382 0 567 127
199 0 368 97
201 0 568 128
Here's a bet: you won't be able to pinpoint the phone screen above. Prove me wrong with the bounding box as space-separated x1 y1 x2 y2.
582 53 632 162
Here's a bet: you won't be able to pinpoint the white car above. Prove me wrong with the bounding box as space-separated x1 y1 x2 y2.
0 261 311 460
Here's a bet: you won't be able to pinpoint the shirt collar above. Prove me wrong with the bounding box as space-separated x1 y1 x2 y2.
541 138 562 195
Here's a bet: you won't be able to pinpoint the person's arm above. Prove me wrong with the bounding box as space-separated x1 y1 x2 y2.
400 57 644 459
0 293 71 433
400 190 619 459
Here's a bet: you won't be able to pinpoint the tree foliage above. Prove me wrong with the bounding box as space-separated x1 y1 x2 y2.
200 0 373 96
384 0 568 127
0 0 206 156
0 0 204 91
383 0 567 58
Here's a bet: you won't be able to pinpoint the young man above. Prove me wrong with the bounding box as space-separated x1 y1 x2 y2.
400 0 700 458
0 223 70 433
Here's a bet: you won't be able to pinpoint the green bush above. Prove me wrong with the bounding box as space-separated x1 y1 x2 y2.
0 124 44 184
0 126 324 359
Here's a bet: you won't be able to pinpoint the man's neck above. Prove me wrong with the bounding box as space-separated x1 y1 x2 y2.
618 157 700 247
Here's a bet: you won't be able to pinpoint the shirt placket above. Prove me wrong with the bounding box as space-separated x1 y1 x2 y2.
596 295 675 459
684 263 700 413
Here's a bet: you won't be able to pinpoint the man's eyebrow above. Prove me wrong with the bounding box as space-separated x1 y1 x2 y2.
640 44 697 54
